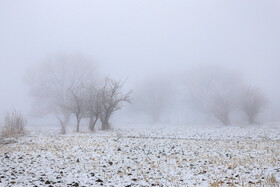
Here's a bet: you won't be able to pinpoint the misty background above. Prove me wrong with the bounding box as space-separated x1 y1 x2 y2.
0 0 280 128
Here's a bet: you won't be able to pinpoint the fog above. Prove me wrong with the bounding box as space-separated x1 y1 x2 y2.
1 0 280 128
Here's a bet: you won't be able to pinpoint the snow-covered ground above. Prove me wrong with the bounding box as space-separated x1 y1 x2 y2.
1 127 280 186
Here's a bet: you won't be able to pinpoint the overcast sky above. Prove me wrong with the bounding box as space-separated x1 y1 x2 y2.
0 0 280 118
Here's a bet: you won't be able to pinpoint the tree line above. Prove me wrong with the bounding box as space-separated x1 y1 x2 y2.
132 65 268 126
25 55 268 133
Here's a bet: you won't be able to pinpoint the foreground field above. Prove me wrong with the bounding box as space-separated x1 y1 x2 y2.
0 127 280 186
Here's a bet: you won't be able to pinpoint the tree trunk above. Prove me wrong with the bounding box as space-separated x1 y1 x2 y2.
59 112 71 134
89 115 98 131
60 121 66 134
215 112 230 126
101 116 110 130
76 116 81 132
248 114 256 124
220 114 230 125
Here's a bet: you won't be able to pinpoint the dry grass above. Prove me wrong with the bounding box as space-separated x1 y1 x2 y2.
0 111 26 138
265 174 278 186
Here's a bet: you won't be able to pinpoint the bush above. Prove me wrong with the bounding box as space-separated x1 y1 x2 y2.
1 111 26 138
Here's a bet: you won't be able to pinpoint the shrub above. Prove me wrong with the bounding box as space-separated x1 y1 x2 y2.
1 111 26 138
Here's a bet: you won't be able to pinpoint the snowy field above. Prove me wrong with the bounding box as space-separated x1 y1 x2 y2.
1 126 280 186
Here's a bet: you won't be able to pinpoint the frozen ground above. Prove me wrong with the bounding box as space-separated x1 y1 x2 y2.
0 126 280 186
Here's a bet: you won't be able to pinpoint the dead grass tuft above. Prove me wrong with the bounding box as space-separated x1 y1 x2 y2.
1 111 26 138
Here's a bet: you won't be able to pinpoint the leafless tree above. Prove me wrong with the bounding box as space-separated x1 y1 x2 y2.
132 75 175 124
64 88 87 132
186 65 243 125
240 87 268 124
209 94 234 125
55 107 71 134
85 84 101 131
99 77 131 130
25 54 96 132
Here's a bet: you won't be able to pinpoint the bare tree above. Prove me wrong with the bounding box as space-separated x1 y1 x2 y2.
85 84 101 131
64 89 87 132
186 65 243 125
240 87 268 124
132 75 175 124
55 107 71 134
25 54 96 132
209 94 234 125
99 77 131 130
